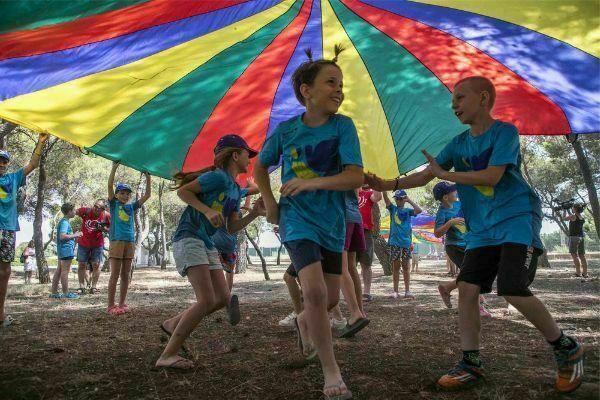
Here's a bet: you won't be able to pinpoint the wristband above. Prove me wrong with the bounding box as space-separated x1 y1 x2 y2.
393 177 399 191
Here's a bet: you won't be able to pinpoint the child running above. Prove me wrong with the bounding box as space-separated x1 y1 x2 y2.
382 190 421 299
366 76 585 393
0 133 47 328
106 163 151 315
156 135 264 370
211 178 259 325
254 47 362 400
49 203 82 299
433 182 490 316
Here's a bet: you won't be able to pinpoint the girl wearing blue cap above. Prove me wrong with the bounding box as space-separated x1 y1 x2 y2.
106 162 151 315
156 134 265 370
0 133 48 328
383 190 422 299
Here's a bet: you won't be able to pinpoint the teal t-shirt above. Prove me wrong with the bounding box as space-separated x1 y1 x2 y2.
211 188 249 254
56 217 74 258
387 205 415 248
258 114 363 252
435 120 543 250
172 169 241 249
435 201 467 247
108 198 140 242
345 191 362 224
0 169 25 231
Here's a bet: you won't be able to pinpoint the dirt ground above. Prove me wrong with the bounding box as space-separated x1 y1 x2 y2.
1 258 598 400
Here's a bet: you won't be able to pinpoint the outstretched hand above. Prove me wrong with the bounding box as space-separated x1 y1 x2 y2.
251 197 267 216
364 173 385 191
421 150 446 179
280 178 315 197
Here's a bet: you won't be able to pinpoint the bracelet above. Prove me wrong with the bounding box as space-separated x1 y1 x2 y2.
393 177 399 191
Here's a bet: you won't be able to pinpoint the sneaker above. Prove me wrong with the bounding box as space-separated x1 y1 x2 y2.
278 312 297 327
437 360 485 391
330 317 347 331
479 305 491 318
404 291 415 299
64 292 80 299
389 292 399 299
49 293 63 299
555 341 586 393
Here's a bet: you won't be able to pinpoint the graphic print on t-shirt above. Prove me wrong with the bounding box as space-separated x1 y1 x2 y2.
461 147 494 197
0 182 12 200
118 204 132 222
290 138 339 180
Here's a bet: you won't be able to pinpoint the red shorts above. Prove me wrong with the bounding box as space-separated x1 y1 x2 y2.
344 222 366 252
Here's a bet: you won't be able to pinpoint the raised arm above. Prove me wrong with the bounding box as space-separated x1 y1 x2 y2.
406 197 422 215
562 209 576 221
23 133 49 176
382 191 391 207
370 190 382 203
138 173 152 206
108 162 118 200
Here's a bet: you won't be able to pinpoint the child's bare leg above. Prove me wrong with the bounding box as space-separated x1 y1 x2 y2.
347 252 364 316
402 258 411 293
340 251 362 324
283 272 303 315
60 260 71 294
570 254 581 275
505 295 561 341
392 260 400 293
107 258 122 308
361 264 372 296
118 258 133 305
458 281 481 350
580 255 588 276
0 262 11 320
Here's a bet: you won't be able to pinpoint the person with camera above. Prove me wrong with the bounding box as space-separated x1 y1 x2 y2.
563 204 588 278
76 199 111 294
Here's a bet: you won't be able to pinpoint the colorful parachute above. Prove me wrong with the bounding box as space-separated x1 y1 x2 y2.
0 0 598 179
380 213 442 244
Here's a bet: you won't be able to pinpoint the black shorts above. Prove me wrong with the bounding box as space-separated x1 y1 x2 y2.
285 263 297 278
445 245 465 269
284 240 342 275
458 243 541 297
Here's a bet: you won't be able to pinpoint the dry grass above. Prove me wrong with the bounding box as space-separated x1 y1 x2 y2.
1 259 598 400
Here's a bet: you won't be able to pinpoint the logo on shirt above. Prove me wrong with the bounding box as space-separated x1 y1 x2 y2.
461 147 494 197
290 138 339 180
0 182 12 200
118 205 132 222
210 192 238 218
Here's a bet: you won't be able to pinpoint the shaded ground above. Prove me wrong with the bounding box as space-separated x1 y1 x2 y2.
1 259 598 400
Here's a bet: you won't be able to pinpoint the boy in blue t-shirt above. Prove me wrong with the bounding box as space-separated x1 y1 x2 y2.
383 190 421 299
0 133 48 328
254 53 362 398
365 76 584 393
50 203 82 299
106 162 151 315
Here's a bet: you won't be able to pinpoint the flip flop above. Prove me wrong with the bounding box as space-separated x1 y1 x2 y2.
323 381 353 400
339 317 370 339
228 295 241 326
160 324 189 354
294 317 317 360
159 357 195 370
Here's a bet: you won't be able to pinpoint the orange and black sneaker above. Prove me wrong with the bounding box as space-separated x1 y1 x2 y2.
555 342 585 393
437 360 484 391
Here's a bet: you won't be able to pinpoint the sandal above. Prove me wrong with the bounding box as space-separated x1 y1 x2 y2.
323 381 352 400
157 357 195 370
77 288 87 295
118 304 130 313
107 305 125 315
160 324 189 354
90 287 100 294
339 317 370 339
294 317 317 360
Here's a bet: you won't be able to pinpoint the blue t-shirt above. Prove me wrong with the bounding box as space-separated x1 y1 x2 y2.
258 114 363 252
211 188 249 254
0 169 25 231
387 205 415 248
345 191 362 224
108 198 140 242
435 120 543 250
56 217 74 258
172 169 242 249
435 201 467 247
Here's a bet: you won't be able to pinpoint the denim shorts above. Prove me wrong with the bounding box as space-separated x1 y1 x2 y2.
77 245 104 264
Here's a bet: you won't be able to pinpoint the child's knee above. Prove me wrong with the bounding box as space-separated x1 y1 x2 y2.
302 286 327 307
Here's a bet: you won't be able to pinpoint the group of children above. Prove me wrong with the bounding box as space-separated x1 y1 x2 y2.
0 47 587 398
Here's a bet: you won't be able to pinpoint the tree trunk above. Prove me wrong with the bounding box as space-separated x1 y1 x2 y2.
274 232 283 265
371 204 392 276
34 150 50 283
235 230 247 274
245 229 269 280
158 180 168 270
571 139 600 239
0 119 17 149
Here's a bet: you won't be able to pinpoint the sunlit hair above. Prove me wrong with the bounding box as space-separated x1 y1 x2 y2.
172 147 242 190
454 76 496 109
291 44 345 106
61 202 75 214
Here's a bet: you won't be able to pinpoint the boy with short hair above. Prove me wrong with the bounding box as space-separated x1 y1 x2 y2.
382 190 422 299
366 76 585 393
50 203 82 299
0 133 48 327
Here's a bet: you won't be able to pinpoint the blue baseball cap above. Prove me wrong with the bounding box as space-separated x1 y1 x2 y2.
393 190 408 198
214 134 258 158
115 183 133 193
0 150 11 161
433 181 457 201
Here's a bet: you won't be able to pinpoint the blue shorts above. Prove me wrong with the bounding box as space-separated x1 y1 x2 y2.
76 245 104 264
284 240 342 275
59 256 74 261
